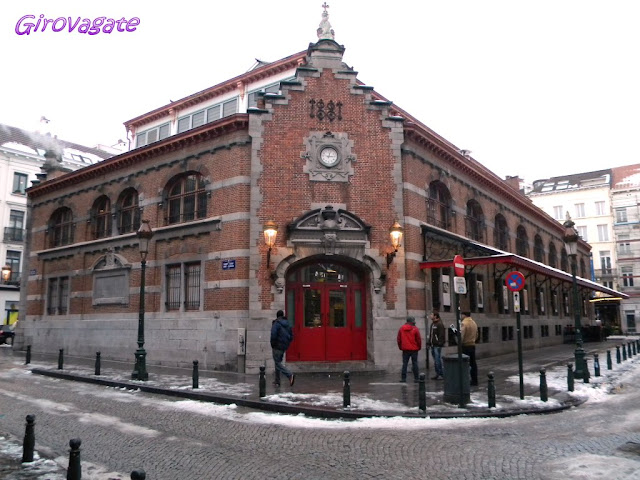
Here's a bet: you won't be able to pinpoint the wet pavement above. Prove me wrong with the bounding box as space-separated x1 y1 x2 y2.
14 338 638 418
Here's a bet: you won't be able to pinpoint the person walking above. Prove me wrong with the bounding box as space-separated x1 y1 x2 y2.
461 312 479 386
271 310 295 387
397 316 422 383
428 311 446 380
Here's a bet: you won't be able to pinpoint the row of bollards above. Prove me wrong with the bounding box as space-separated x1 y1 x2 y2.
20 414 145 479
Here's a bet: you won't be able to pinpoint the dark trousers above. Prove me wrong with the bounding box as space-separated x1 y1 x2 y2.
401 350 419 381
462 345 478 385
272 349 292 384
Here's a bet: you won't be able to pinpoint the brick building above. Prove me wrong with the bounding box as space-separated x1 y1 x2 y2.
16 11 624 374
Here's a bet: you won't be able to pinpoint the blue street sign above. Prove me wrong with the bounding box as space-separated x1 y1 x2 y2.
222 260 236 270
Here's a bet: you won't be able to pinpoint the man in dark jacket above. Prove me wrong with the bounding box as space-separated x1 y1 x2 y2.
270 310 295 387
397 316 422 383
428 311 446 380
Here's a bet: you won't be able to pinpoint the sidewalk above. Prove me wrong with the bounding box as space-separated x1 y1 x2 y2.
12 338 640 419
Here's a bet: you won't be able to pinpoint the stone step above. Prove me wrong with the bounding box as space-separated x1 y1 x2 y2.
288 361 385 374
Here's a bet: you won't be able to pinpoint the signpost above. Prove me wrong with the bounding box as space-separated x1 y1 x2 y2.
506 271 525 399
453 255 465 407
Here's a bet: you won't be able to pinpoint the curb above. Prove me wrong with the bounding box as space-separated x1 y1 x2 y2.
31 368 585 420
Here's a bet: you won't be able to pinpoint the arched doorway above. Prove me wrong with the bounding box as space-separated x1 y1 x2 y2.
286 260 367 362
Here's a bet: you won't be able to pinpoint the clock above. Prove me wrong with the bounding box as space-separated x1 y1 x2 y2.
319 146 339 167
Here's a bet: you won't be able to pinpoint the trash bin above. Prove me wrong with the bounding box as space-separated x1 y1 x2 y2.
443 353 470 404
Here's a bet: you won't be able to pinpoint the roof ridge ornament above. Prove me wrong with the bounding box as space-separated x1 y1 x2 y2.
317 2 335 40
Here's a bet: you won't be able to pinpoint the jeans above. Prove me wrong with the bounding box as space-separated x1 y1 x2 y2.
461 345 478 385
401 350 419 381
272 349 292 384
431 346 443 377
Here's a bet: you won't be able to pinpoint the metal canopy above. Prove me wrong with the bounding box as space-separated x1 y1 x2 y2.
420 253 628 300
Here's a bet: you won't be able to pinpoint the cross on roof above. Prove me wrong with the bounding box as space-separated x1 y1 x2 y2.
322 2 329 13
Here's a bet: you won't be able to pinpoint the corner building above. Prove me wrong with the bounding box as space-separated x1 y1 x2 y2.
18 17 623 374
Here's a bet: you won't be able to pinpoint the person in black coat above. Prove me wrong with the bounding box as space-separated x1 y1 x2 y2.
270 310 295 387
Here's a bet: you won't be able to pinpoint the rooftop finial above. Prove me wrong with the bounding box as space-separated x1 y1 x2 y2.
317 2 335 40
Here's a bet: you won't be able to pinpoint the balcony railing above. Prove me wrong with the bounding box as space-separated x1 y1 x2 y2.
2 271 20 286
594 268 616 279
4 227 24 243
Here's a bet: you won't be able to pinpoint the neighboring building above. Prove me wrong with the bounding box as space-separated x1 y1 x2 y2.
611 164 640 333
16 10 624 374
527 170 621 330
0 124 111 325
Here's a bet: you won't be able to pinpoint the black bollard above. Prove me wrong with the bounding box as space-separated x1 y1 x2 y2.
634 341 637 356
540 368 548 402
131 470 146 480
629 342 634 358
259 365 266 398
583 358 590 384
192 360 199 389
607 350 612 370
67 438 81 480
567 363 574 392
95 352 101 376
623 344 627 361
617 345 621 364
22 414 35 463
487 372 496 408
594 353 600 377
418 373 426 412
343 371 351 408
58 349 64 370
25 345 31 365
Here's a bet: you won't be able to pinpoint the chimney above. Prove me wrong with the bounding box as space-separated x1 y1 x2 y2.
505 175 521 191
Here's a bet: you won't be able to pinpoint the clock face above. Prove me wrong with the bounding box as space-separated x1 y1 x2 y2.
320 147 339 167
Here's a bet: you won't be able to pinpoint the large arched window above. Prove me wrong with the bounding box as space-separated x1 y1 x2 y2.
534 235 545 263
548 242 558 268
427 181 453 230
117 188 140 234
465 199 485 242
91 195 112 239
49 207 74 247
516 225 529 257
166 173 207 225
494 214 509 251
561 248 569 272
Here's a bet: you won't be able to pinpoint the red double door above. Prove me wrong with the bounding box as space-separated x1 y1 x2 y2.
286 262 367 362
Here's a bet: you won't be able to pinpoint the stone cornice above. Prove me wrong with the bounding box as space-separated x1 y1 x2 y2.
28 116 250 199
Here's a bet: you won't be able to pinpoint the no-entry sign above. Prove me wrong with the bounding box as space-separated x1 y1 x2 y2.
453 255 465 277
506 271 525 292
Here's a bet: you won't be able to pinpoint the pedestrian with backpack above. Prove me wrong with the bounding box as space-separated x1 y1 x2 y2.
270 310 295 387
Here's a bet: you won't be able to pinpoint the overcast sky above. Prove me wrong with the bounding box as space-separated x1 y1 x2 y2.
2 1 639 184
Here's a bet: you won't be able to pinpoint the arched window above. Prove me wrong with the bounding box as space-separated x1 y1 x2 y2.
465 200 485 242
561 248 569 272
534 235 545 263
427 181 453 230
516 225 529 257
117 188 140 234
166 173 207 225
91 196 111 239
49 207 74 247
548 242 558 268
494 214 509 251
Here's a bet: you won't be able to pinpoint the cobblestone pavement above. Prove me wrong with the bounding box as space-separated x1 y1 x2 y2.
1 343 640 479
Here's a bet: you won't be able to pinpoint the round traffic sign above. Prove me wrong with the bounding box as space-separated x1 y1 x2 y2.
453 255 465 277
505 271 525 292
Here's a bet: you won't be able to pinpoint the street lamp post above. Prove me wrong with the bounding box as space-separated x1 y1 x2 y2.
132 220 154 381
563 213 585 379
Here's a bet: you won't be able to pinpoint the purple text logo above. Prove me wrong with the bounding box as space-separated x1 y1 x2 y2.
16 15 140 35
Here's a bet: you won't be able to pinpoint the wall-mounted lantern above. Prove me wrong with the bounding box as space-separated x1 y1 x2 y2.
263 220 278 270
387 220 404 267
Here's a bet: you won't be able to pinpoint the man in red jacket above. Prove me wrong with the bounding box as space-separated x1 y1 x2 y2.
397 316 422 383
